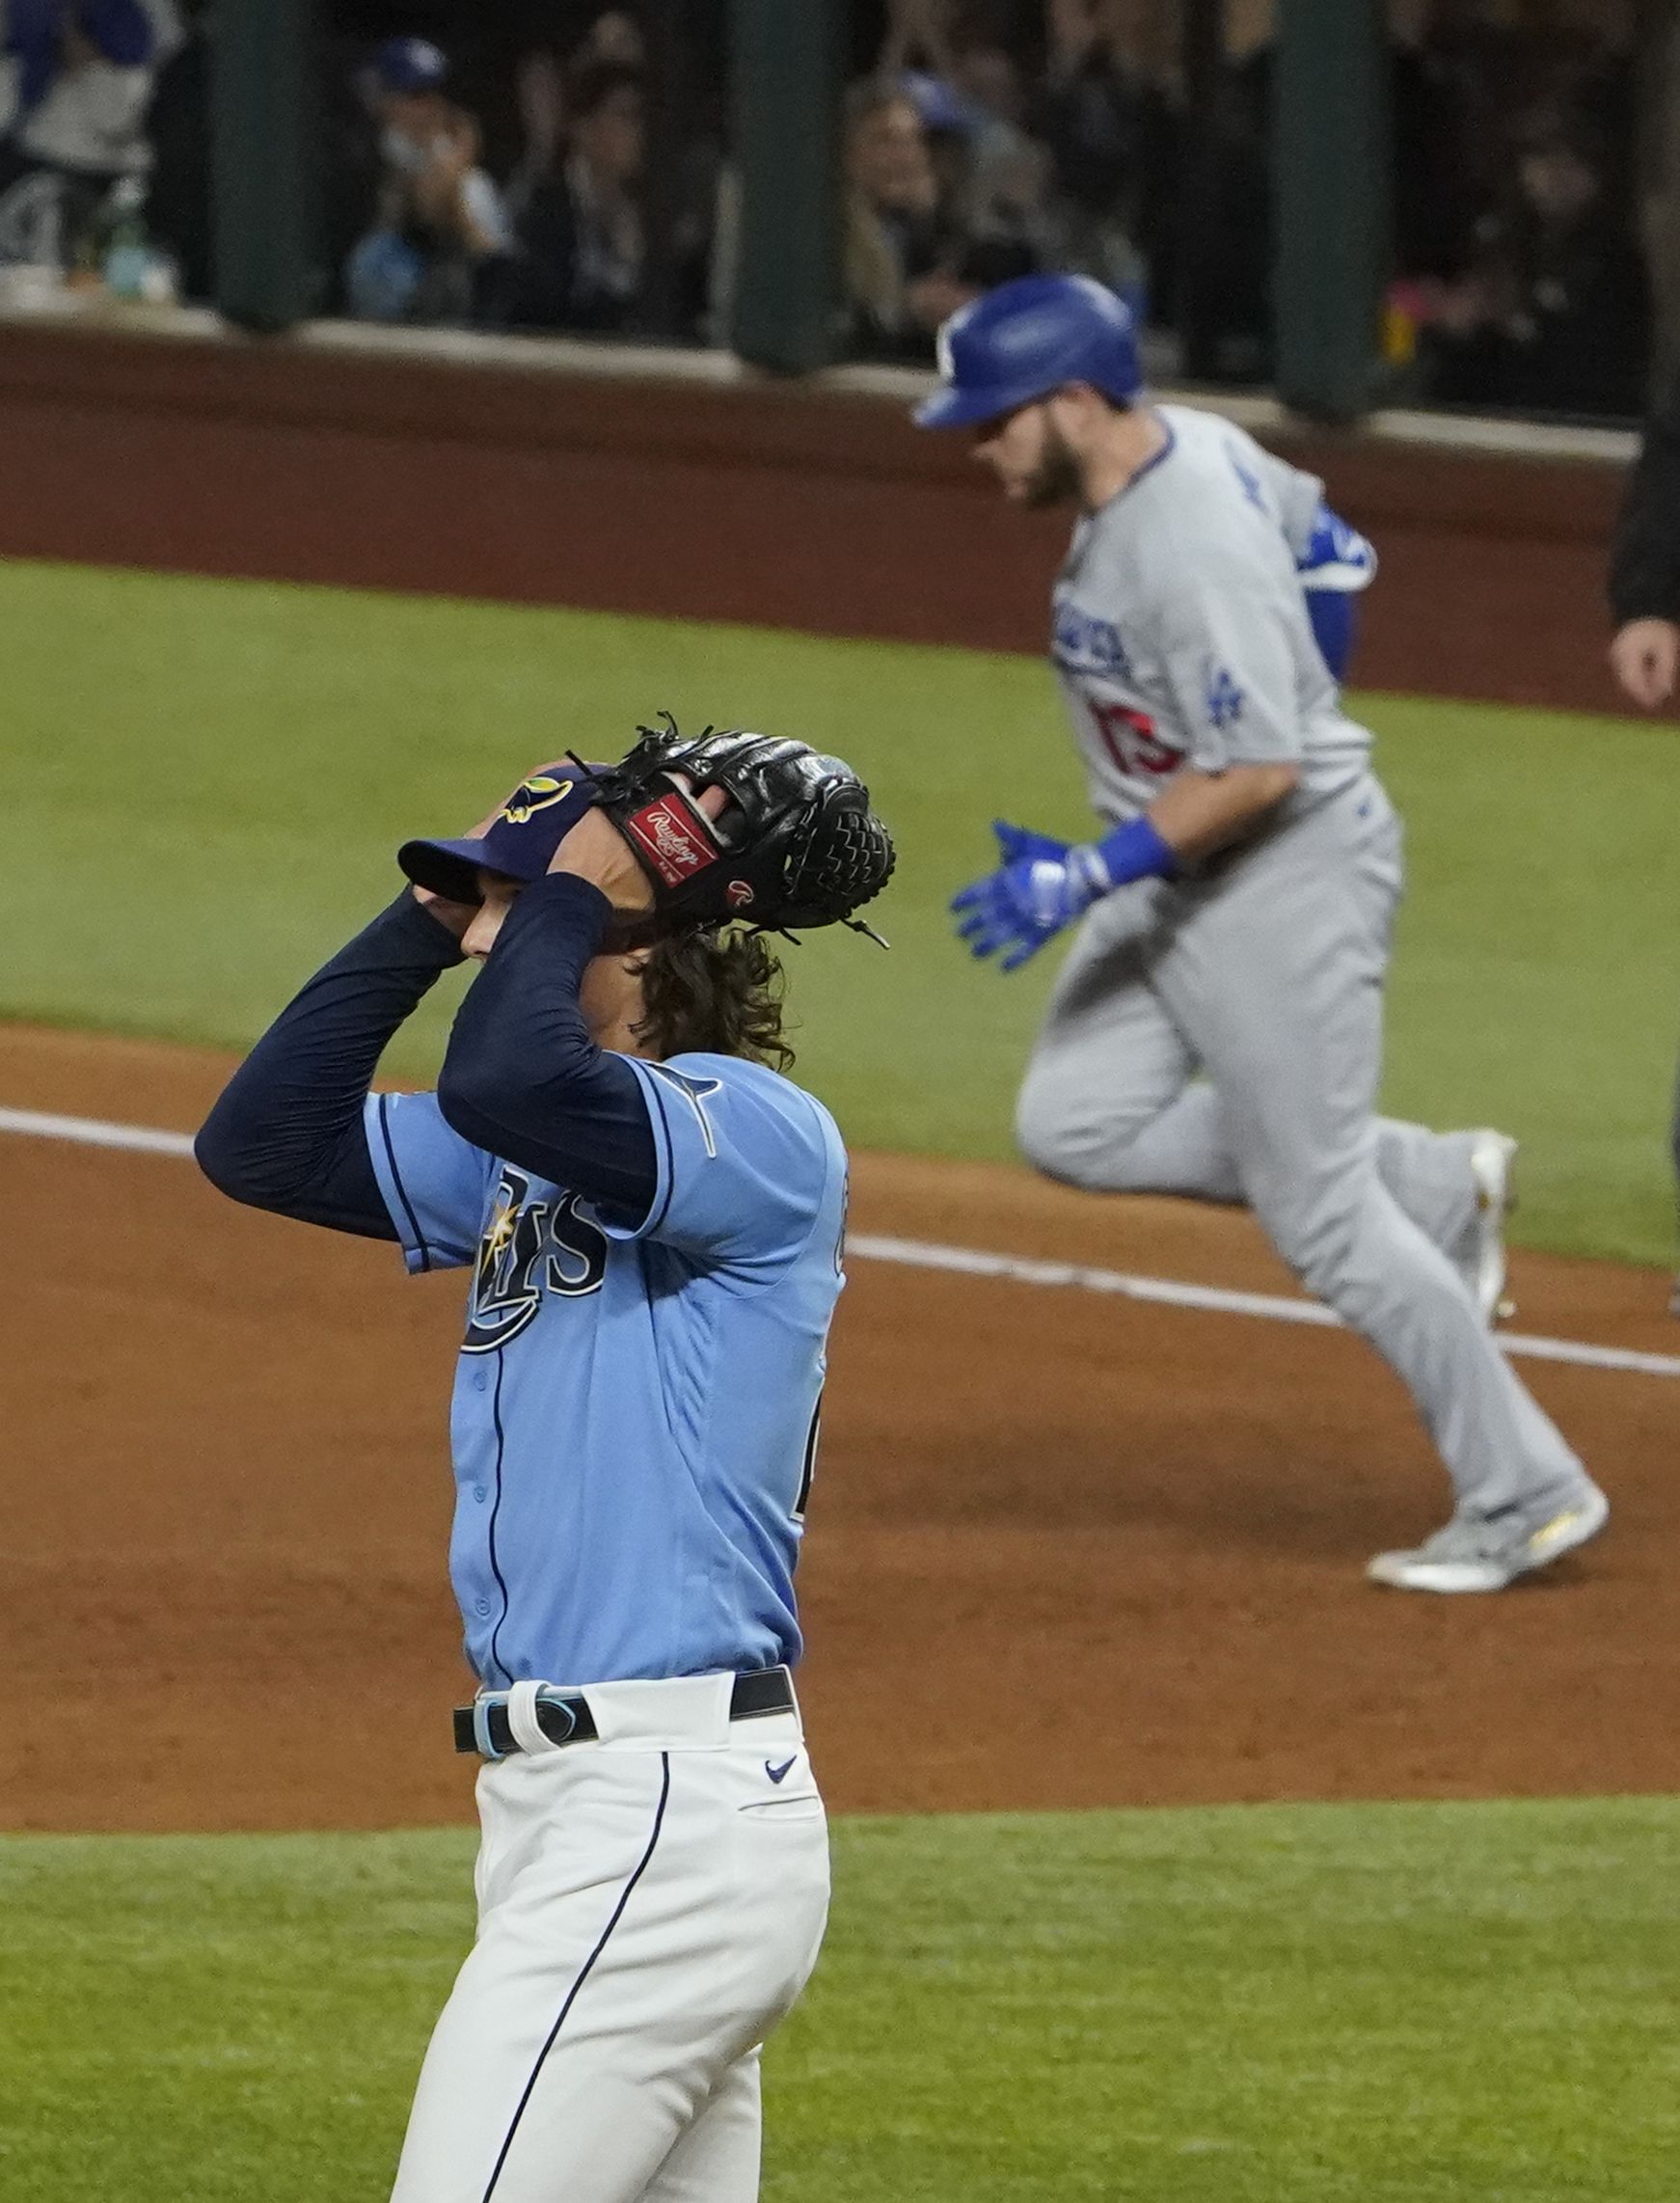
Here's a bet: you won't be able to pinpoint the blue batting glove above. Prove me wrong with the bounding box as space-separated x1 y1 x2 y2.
951 814 1179 973
990 821 1071 869
950 819 1106 972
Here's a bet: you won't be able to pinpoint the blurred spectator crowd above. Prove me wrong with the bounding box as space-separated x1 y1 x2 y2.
0 0 190 293
0 0 1660 421
1388 0 1647 418
833 0 1650 415
330 12 670 336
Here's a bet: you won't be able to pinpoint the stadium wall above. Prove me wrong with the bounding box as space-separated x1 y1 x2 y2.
0 317 1633 716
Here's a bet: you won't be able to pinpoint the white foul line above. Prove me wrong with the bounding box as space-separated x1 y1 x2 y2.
0 1104 196 1158
4 1104 1677 1382
839 1239 1680 1382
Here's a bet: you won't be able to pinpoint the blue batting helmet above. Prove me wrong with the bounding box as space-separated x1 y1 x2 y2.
913 274 1144 429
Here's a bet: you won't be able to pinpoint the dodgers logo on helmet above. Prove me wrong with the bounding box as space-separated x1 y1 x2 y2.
935 311 965 385
501 775 574 826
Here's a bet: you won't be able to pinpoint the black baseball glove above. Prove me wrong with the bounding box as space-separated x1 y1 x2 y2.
582 717 896 940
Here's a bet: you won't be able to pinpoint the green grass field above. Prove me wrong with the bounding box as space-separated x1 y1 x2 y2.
0 558 1676 1263
2 1801 1675 2202
3 558 1677 2193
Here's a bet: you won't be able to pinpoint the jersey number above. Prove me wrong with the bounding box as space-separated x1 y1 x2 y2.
1091 699 1182 778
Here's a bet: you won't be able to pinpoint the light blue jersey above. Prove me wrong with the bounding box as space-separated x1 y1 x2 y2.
364 1052 849 1689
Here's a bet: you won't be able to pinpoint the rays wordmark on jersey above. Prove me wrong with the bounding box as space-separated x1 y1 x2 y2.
464 1167 609 1352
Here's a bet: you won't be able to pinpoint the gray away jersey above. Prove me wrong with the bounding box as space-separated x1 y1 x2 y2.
1050 404 1374 826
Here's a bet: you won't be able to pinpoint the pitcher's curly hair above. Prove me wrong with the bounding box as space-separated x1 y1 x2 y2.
635 927 794 1071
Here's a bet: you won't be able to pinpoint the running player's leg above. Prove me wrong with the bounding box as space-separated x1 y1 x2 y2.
638 2050 762 2203
1016 872 1488 1258
1153 789 1586 1521
1370 1119 1481 1254
391 1738 828 2203
1015 884 1243 1201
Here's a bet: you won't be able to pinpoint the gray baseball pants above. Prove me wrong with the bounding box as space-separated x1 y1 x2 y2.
1016 774 1587 1523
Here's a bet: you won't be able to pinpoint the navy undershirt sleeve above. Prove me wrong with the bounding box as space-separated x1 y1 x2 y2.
195 893 464 1237
436 873 659 1221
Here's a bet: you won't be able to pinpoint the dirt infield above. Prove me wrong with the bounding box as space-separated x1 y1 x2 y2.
4 1020 1677 1835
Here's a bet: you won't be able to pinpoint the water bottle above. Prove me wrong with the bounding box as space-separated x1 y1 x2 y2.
102 178 151 300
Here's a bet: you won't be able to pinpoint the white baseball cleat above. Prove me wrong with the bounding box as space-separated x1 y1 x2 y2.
1367 1483 1609 1594
1455 1129 1518 1325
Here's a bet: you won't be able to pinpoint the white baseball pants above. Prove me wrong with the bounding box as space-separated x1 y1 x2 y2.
390 1673 830 2203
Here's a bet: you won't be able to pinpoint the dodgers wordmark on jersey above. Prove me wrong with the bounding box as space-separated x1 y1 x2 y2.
365 1049 849 1691
1052 405 1374 826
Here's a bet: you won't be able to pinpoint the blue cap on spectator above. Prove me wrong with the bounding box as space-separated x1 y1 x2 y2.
902 70 976 136
374 37 448 94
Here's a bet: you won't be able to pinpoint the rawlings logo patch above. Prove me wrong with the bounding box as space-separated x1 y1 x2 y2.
725 879 755 909
625 794 719 887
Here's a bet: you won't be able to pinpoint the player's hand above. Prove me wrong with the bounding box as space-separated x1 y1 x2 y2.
1610 618 1680 711
950 819 1098 972
549 779 730 913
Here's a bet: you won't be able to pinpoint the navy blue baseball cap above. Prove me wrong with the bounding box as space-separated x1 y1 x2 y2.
373 36 448 94
399 766 604 904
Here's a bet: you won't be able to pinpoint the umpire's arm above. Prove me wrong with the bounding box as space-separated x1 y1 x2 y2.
1610 392 1680 710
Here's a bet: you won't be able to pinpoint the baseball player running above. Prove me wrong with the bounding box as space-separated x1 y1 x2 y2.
196 724 894 2202
917 274 1607 1594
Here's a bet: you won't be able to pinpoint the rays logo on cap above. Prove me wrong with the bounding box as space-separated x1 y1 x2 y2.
500 775 574 826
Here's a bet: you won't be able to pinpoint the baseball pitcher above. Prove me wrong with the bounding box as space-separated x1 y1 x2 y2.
196 725 895 2202
917 274 1607 1595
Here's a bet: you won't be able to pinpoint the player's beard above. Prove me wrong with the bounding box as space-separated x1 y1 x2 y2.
1019 417 1084 509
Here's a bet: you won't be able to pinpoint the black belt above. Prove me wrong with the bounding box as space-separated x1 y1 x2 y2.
453 1666 795 1758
